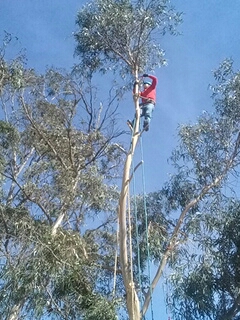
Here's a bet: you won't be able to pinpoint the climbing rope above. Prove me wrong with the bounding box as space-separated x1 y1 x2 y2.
139 132 154 320
112 216 119 296
132 156 144 308
127 186 136 319
125 101 155 319
129 116 155 319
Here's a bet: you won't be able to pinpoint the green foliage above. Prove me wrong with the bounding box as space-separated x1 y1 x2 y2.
0 120 19 175
84 296 118 320
167 200 240 320
132 192 170 272
211 58 240 125
125 189 181 305
165 61 240 320
0 34 30 95
0 41 125 319
0 205 120 319
74 0 182 75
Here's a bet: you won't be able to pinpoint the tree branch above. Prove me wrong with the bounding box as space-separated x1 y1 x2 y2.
141 131 240 317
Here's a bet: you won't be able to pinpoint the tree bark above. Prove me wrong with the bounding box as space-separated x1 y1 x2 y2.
118 73 142 320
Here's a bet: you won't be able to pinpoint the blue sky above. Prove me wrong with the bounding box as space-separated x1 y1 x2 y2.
1 0 240 319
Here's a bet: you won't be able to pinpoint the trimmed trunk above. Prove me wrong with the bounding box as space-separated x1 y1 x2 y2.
118 73 142 320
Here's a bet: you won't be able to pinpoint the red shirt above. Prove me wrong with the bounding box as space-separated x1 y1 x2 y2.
140 75 158 104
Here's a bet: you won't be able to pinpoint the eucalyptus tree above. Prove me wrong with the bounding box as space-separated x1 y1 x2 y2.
157 59 240 320
0 38 126 319
75 3 240 316
74 0 182 319
166 199 240 320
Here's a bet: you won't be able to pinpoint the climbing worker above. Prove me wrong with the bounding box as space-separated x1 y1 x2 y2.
127 73 158 131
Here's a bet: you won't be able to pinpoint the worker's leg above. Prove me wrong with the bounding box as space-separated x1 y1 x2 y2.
143 103 155 130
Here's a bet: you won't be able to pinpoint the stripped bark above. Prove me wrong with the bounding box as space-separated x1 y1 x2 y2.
118 72 142 320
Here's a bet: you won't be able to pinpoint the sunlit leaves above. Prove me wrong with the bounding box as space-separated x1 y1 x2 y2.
166 61 240 320
0 204 118 318
74 0 182 75
0 40 126 319
168 200 240 320
131 192 170 272
170 107 240 194
211 59 240 124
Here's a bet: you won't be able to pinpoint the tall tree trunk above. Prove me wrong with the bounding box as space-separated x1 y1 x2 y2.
118 72 142 320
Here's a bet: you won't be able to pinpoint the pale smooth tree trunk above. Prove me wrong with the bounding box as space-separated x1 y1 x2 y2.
118 72 142 320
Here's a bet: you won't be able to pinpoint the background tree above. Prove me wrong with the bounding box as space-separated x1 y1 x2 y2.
0 36 127 319
161 59 240 320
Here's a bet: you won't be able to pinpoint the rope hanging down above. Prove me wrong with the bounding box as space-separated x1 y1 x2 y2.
132 155 144 309
139 132 171 320
139 133 154 320
129 118 154 320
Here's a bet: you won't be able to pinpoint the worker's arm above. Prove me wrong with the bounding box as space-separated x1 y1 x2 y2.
143 74 158 88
